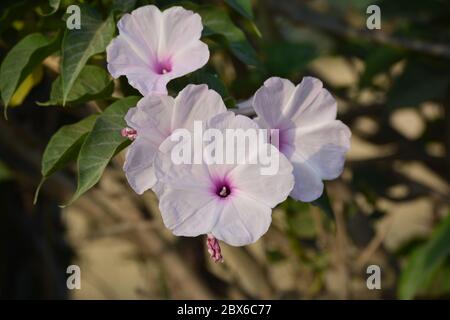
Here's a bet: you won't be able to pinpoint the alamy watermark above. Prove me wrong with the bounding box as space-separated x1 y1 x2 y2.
66 5 81 30
66 265 81 290
169 121 281 175
366 264 381 290
366 5 381 30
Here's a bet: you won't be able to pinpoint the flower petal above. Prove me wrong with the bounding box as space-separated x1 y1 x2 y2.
106 36 161 95
288 151 325 202
172 84 227 131
125 95 174 141
118 5 162 60
161 6 203 54
253 77 337 130
156 160 218 236
124 138 158 194
253 77 295 129
123 95 175 194
169 41 210 80
228 144 294 207
212 194 272 246
291 120 351 180
159 189 220 237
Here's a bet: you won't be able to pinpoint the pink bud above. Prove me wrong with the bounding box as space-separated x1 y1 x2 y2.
207 234 223 263
121 127 137 140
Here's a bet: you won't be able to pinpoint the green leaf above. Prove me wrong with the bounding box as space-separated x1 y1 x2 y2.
39 65 114 106
264 42 317 77
61 6 115 106
399 212 450 299
197 6 259 67
387 59 450 109
311 188 335 221
34 115 99 203
225 0 254 20
65 96 140 206
0 33 60 116
419 261 450 298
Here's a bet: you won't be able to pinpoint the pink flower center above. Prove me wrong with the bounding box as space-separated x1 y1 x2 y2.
153 58 172 75
211 177 233 199
218 185 231 198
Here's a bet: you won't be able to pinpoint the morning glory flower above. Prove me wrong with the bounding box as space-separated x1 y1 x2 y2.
253 77 351 202
154 112 294 246
107 5 209 96
122 84 226 194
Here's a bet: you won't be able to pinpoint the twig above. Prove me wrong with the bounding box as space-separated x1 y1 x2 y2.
355 214 394 269
333 199 350 299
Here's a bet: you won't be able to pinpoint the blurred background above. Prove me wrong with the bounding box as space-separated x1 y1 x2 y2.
1 0 450 299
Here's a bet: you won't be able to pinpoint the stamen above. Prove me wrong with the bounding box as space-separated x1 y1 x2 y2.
219 186 228 197
162 68 168 74
121 127 137 140
206 234 223 263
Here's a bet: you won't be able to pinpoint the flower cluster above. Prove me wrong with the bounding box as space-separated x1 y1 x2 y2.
107 5 351 261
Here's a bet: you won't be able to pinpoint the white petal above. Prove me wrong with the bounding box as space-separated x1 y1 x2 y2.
155 157 218 236
228 144 294 207
106 37 162 95
253 77 296 129
288 151 324 202
124 138 158 194
291 120 351 180
287 77 337 128
152 181 166 199
118 5 162 60
161 6 203 54
123 95 175 194
170 41 210 79
212 195 272 246
125 95 174 142
253 77 337 130
172 84 227 131
159 188 219 237
204 112 261 176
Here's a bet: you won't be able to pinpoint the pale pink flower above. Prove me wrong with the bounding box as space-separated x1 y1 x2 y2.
154 112 294 246
107 5 209 96
253 77 351 202
123 84 226 194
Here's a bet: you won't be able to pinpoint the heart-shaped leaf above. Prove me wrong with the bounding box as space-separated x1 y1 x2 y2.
39 65 114 106
34 114 98 203
61 6 115 105
0 32 60 116
65 96 140 206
